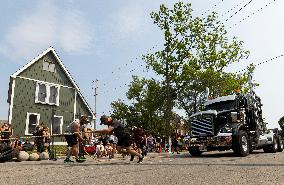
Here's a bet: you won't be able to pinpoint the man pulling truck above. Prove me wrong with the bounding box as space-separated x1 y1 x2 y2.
94 115 144 163
64 116 88 163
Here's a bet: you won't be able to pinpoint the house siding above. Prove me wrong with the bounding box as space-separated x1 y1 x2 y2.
9 48 93 143
11 78 75 137
76 94 92 119
19 51 73 87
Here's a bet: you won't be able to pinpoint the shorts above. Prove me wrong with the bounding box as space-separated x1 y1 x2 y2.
117 133 131 147
136 142 145 149
65 135 78 147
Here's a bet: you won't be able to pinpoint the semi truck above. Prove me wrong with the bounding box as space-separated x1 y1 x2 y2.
188 76 284 157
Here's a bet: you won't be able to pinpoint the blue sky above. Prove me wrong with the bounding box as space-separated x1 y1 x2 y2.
0 0 283 129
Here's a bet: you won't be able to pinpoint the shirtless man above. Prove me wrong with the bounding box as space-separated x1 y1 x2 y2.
64 116 88 163
94 115 143 163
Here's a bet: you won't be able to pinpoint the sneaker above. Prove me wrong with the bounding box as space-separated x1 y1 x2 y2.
130 155 134 161
79 156 87 160
76 158 85 163
64 158 74 163
137 156 143 163
143 150 147 156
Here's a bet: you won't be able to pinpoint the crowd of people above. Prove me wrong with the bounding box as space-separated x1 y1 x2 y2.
0 122 51 155
0 115 190 163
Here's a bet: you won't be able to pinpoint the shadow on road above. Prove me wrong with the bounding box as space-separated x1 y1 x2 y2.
167 150 266 159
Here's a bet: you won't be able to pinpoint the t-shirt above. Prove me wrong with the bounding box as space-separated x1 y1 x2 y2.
147 136 154 145
133 128 145 143
109 120 124 138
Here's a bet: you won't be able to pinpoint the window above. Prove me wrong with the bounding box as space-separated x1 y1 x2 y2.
35 82 60 106
43 59 55 72
38 83 47 102
25 113 40 135
52 116 63 134
49 86 58 104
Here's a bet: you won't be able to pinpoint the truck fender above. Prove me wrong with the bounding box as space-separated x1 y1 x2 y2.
232 124 246 136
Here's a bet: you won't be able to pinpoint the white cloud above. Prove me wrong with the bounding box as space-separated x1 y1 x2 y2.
110 4 149 40
0 1 94 62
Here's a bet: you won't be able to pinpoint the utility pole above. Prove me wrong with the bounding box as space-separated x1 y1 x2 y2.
92 79 99 129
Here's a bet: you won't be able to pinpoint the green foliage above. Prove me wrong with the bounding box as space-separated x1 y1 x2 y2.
111 76 169 135
111 2 254 136
278 116 284 131
144 2 251 116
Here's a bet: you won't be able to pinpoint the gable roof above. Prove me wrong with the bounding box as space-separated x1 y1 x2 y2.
11 47 94 118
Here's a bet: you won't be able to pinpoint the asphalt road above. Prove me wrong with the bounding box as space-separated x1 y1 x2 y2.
0 150 283 185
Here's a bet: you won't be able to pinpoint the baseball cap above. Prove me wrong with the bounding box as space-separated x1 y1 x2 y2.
100 115 108 125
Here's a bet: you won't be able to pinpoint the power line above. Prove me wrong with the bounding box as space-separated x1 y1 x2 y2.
225 0 253 22
94 44 160 115
221 0 248 17
201 0 225 17
236 53 284 73
229 0 277 29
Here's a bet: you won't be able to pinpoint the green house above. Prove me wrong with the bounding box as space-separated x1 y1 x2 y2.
7 47 94 144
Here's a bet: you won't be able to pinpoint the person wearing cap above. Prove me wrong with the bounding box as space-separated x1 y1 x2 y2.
64 116 88 163
93 115 143 163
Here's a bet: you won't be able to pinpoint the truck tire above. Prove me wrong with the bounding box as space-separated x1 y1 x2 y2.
263 136 278 153
277 136 283 152
232 130 249 157
0 148 19 162
188 147 203 157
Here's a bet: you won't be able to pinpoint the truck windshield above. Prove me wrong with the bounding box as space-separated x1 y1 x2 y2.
205 100 236 112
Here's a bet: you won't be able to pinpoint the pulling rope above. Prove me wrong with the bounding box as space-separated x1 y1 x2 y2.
0 130 99 141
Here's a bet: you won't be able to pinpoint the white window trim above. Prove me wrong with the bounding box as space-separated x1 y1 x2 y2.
25 112 40 135
51 115 63 135
35 82 60 106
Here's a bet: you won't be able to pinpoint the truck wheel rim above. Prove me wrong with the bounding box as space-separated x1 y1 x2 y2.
241 136 248 152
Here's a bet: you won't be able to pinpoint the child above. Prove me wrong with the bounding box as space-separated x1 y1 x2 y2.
105 142 114 159
95 141 105 158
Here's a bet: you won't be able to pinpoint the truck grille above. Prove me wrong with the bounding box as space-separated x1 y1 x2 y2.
191 115 214 136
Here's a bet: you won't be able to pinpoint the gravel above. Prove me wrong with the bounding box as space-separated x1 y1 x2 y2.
0 150 283 185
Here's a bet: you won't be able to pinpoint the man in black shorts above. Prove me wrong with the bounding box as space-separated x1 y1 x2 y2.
94 115 143 163
64 116 87 163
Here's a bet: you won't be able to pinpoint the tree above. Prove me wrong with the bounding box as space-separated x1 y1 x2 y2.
111 76 170 135
143 2 250 117
278 116 284 131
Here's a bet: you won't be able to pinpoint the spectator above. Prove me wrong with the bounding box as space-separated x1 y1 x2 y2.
33 123 45 153
96 141 105 158
155 135 162 152
13 135 22 151
171 134 180 154
105 142 114 159
43 127 51 154
0 123 12 146
22 139 34 152
147 134 154 152
131 127 147 161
